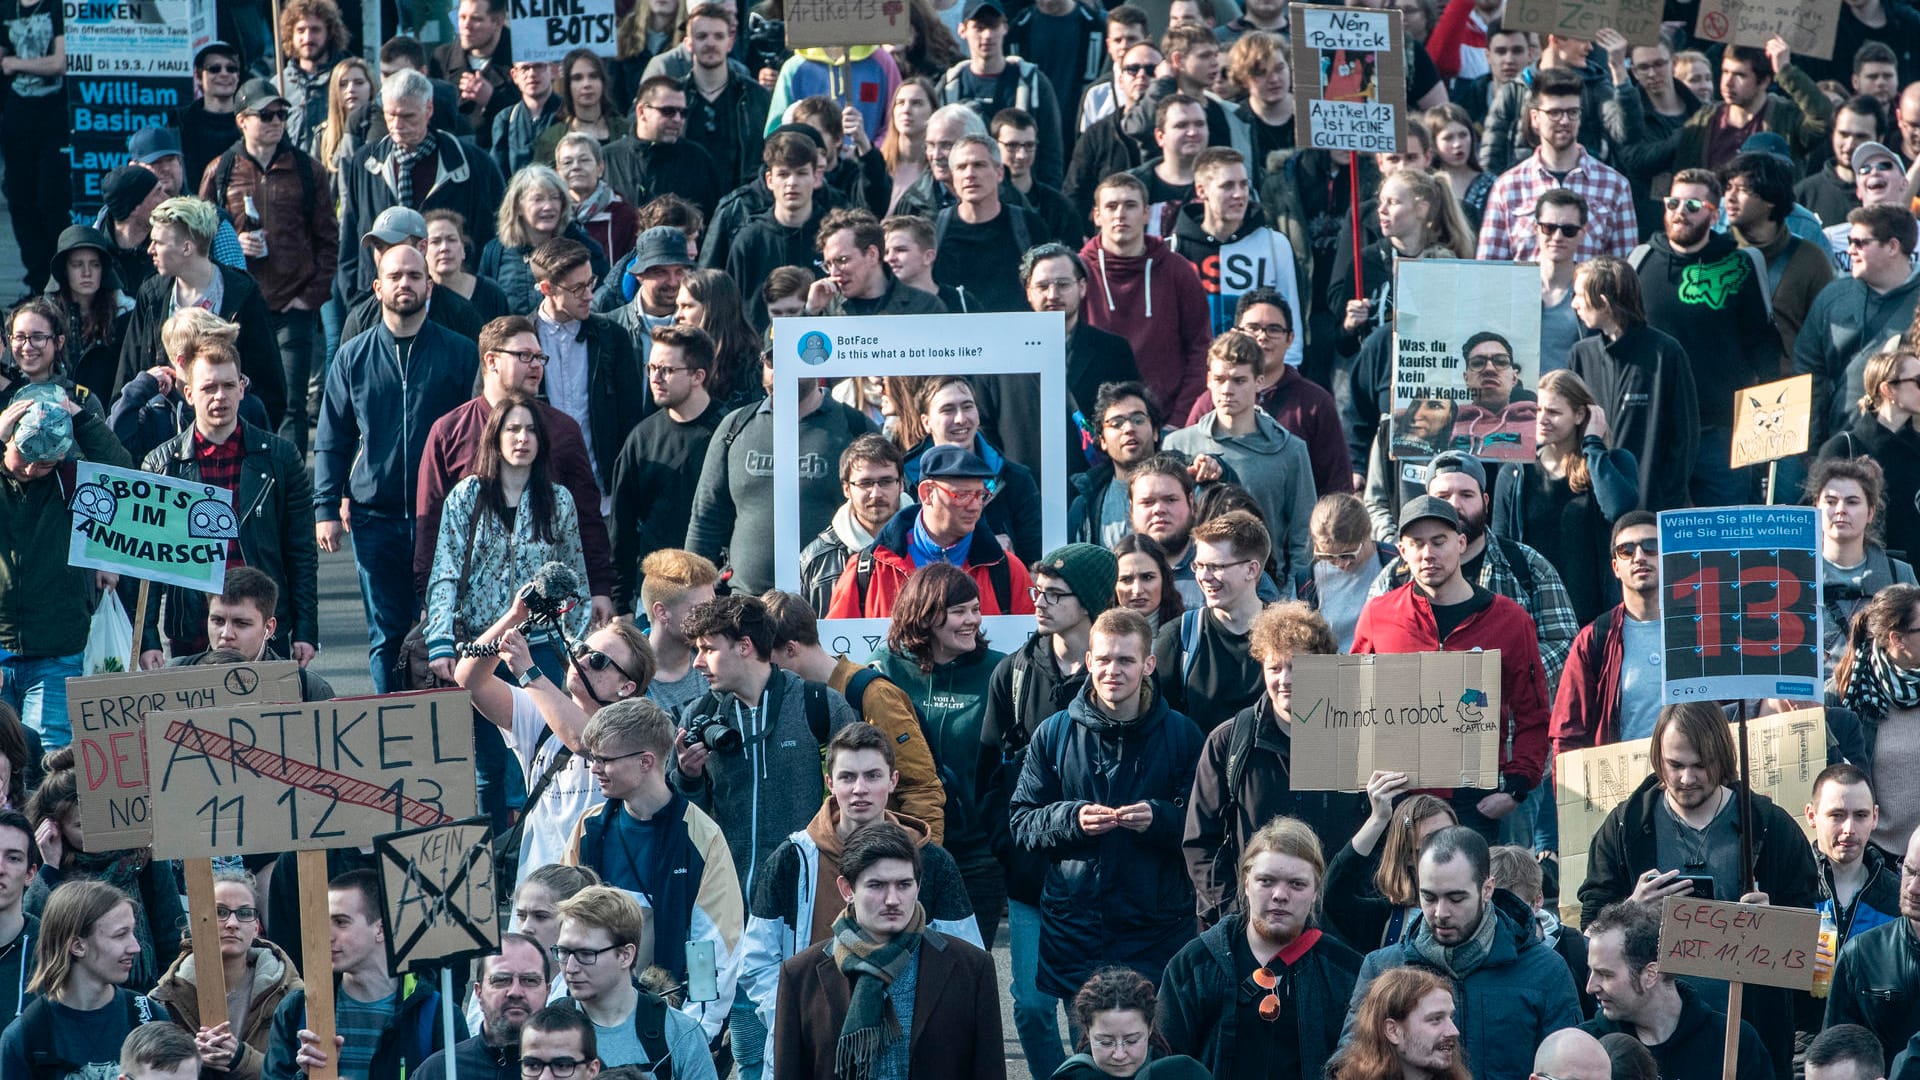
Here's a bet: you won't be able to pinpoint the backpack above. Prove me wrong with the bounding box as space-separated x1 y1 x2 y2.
934 204 1033 257
16 990 160 1080
560 992 674 1080
852 548 1013 613
805 668 973 839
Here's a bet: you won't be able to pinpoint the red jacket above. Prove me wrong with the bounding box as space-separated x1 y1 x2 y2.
1550 605 1626 759
826 508 1036 619
1350 582 1551 790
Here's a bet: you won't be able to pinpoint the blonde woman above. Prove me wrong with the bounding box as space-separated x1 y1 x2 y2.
1332 168 1473 347
313 57 373 175
477 165 609 314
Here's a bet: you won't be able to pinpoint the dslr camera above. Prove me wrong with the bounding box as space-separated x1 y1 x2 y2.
684 717 743 754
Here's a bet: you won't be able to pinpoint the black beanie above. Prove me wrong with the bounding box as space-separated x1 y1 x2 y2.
102 165 159 222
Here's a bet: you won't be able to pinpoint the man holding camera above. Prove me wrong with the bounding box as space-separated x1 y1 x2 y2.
456 586 658 889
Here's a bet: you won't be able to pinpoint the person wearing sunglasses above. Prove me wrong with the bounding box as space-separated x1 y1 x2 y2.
1160 818 1359 1080
1799 199 1920 448
602 77 725 222
827 444 1037 618
1065 41 1161 221
1548 511 1663 756
543 889 716 1076
180 41 244 188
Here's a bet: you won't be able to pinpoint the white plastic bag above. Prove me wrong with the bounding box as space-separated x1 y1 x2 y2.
83 590 134 675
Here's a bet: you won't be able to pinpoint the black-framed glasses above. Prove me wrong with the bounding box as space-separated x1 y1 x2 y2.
847 475 901 492
1887 375 1920 389
522 1056 589 1077
646 363 692 377
1029 586 1074 606
1533 105 1582 120
1613 539 1658 558
571 641 639 682
216 904 259 923
8 333 53 348
491 347 549 366
1239 321 1292 338
1663 197 1712 214
580 746 648 768
550 943 617 966
556 276 599 299
1536 221 1583 237
1192 558 1256 577
1847 234 1886 250
1466 354 1515 371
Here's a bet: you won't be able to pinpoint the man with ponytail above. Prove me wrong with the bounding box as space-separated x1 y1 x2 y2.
771 820 1003 1080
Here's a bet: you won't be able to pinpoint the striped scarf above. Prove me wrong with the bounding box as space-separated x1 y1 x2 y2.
830 903 926 1080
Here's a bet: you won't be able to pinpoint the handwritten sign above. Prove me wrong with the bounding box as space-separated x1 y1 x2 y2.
1555 707 1824 926
144 689 476 860
784 0 912 48
1291 5 1407 154
508 0 615 63
69 663 303 850
1659 507 1823 703
1504 0 1662 46
1731 374 1814 469
1289 651 1502 790
1692 0 1839 61
1659 896 1820 990
375 818 499 973
68 462 239 593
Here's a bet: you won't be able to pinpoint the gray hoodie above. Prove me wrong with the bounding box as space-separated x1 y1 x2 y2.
1163 408 1316 580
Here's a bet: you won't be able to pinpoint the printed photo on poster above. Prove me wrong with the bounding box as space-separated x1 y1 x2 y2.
1391 260 1543 461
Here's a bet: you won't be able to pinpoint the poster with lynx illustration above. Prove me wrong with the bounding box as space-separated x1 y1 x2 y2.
1731 374 1813 469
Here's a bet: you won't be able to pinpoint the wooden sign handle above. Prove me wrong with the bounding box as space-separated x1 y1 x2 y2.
300 850 339 1080
183 858 228 1029
1722 981 1744 1080
127 580 149 673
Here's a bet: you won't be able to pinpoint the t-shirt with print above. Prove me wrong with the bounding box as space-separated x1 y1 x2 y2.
504 683 604 887
0 990 169 1080
336 988 399 1080
0 0 61 103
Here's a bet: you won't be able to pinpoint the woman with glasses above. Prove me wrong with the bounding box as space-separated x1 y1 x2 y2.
1057 967 1208 1079
1112 533 1186 631
1323 785 1457 949
1295 493 1392 651
482 166 611 316
425 209 512 324
1810 456 1916 670
1819 348 1920 562
0 296 106 419
1491 369 1640 625
1834 583 1920 850
423 392 591 684
152 868 301 1080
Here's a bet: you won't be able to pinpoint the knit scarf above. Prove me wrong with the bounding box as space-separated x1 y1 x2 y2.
1842 642 1920 721
830 903 926 1080
573 181 617 226
389 131 438 209
1410 898 1499 977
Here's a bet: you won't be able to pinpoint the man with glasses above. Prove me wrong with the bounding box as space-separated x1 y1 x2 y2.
1479 66 1638 263
199 77 340 454
801 436 909 611
1634 168 1779 506
1799 201 1920 445
1550 511 1664 755
1459 331 1530 415
609 329 723 613
418 314 614 633
531 236 644 512
180 42 243 187
604 75 725 219
417 934 552 1080
1797 97 1885 228
801 209 945 317
1076 5 1148 131
1154 509 1276 726
826 444 1038 616
564 700 743 1047
547 888 719 1075
993 107 1083 245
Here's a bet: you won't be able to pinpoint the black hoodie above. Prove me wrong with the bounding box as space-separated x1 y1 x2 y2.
1635 230 1780 426
1583 980 1775 1080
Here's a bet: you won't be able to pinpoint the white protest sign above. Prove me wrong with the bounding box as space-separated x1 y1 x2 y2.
1291 5 1408 153
509 0 616 63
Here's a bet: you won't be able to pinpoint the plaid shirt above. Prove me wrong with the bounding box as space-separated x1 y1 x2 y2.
192 429 246 564
1369 535 1578 696
1475 147 1639 263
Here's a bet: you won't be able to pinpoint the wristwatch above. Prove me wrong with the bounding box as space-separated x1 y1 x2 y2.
516 668 539 688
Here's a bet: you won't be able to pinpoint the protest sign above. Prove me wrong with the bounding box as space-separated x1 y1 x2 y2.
64 0 213 223
1288 651 1502 791
1730 374 1814 469
1554 707 1824 926
1658 507 1823 703
1658 897 1820 991
144 689 476 860
509 0 616 63
769 312 1066 645
785 0 913 48
375 818 499 973
1290 5 1407 154
1391 260 1543 462
1691 0 1840 61
68 462 239 593
1504 0 1662 46
70 662 302 850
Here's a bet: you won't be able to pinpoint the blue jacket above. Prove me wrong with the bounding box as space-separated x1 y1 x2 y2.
1010 682 1204 998
313 320 478 519
1341 890 1583 1080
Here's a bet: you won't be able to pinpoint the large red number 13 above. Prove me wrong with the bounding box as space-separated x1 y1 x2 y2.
1668 564 1806 655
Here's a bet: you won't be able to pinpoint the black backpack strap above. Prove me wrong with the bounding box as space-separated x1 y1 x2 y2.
934 206 954 251
1009 206 1032 254
843 666 880 720
1222 707 1260 812
213 148 240 209
804 680 830 747
855 549 875 610
719 406 756 454
636 990 673 1080
1497 537 1536 597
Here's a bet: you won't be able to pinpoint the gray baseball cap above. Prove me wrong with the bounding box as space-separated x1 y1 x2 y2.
365 206 429 246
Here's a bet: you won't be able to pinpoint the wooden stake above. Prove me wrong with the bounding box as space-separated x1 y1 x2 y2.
128 580 149 672
1722 981 1744 1080
184 858 229 1028
300 850 339 1080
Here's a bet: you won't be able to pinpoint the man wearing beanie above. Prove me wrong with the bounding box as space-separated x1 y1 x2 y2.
93 165 167 293
978 540 1116 1079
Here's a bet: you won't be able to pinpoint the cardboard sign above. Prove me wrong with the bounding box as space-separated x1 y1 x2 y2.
1731 374 1814 469
1290 4 1407 153
1555 707 1825 926
784 0 913 49
144 689 476 860
1658 897 1820 990
1659 507 1823 703
508 0 615 62
1504 0 1662 46
68 462 238 593
375 818 499 973
1692 0 1839 61
1288 651 1502 791
70 662 303 850
1392 260 1544 462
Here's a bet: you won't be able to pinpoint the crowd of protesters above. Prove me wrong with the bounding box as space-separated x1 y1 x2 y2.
5 0 1920 1076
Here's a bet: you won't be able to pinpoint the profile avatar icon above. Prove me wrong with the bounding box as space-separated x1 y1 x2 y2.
70 482 117 525
188 493 239 540
797 332 832 366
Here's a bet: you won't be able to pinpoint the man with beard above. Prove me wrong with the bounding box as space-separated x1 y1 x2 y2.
800 436 907 612
604 77 726 220
1159 817 1362 1080
429 0 514 147
1353 498 1553 840
1329 968 1468 1080
1826 823 1920 1066
1581 901 1774 1080
275 0 347 155
1340 827 1580 1079
1799 199 1920 446
609 227 694 377
1634 168 1781 505
1551 512 1667 755
1645 40 1834 174
416 935 550 1080
680 4 771 190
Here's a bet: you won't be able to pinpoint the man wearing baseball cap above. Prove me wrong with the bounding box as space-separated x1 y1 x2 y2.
1350 494 1551 841
337 206 485 347
826 444 1037 618
939 0 1066 189
0 395 132 746
129 126 250 269
610 225 694 376
1819 140 1916 272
